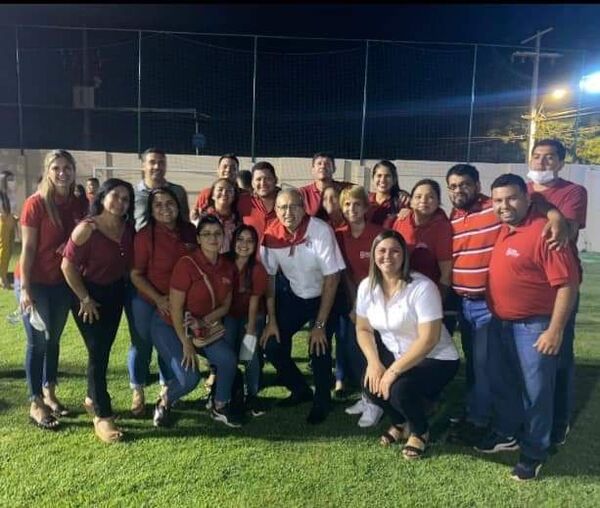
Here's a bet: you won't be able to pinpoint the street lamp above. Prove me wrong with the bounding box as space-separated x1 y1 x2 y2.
521 87 570 146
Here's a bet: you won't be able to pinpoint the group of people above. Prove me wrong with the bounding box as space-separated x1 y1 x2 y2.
10 139 586 481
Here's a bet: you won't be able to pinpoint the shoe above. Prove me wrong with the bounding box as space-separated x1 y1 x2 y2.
131 388 145 417
306 404 329 425
552 424 570 446
29 401 60 431
345 397 367 415
42 385 70 417
278 389 313 408
153 400 172 428
380 424 408 447
211 404 242 428
357 401 384 428
474 431 519 453
402 432 429 460
93 417 123 444
511 456 543 481
246 396 267 417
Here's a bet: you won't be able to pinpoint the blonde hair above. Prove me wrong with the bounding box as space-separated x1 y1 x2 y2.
39 149 76 228
339 185 369 208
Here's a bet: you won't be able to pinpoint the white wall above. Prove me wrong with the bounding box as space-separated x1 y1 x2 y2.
2 148 598 252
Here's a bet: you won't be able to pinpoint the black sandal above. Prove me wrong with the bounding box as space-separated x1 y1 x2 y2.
380 424 407 447
29 413 59 431
402 432 429 460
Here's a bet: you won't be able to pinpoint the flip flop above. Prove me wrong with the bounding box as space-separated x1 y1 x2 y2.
380 424 408 447
402 433 429 460
45 400 70 418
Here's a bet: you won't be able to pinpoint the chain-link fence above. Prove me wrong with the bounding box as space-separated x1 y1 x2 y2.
0 25 593 163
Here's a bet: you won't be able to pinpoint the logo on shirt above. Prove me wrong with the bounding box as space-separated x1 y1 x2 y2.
505 247 520 258
359 251 370 259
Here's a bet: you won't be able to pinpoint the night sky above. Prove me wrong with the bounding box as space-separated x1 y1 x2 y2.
2 4 600 162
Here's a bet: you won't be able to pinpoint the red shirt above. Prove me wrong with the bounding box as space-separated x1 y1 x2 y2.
298 180 353 216
133 222 197 305
528 178 587 278
194 187 212 213
238 192 278 245
392 208 453 283
63 222 135 285
228 261 268 319
450 195 502 297
367 192 403 228
170 250 234 321
487 211 579 320
336 222 383 287
20 193 87 284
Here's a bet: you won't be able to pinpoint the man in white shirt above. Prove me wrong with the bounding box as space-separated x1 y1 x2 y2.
260 189 346 424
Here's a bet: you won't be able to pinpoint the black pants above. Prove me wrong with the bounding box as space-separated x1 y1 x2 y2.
366 333 459 436
72 279 125 418
265 274 335 408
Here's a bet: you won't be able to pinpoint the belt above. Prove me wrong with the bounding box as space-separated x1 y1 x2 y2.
461 293 486 301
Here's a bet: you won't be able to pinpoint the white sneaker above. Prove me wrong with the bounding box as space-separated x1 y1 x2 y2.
345 397 367 415
357 401 384 428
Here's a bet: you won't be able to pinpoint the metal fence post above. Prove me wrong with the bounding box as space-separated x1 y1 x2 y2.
251 36 258 162
137 30 142 159
359 40 370 165
466 44 478 163
572 49 586 162
15 26 24 155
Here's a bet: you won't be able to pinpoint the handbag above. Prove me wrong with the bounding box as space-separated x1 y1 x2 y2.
181 256 226 349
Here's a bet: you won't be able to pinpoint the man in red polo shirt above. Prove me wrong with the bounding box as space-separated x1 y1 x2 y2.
526 138 587 447
237 161 280 244
191 154 241 221
298 152 352 216
475 173 578 481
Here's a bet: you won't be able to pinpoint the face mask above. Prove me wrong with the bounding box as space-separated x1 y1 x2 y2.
527 170 556 185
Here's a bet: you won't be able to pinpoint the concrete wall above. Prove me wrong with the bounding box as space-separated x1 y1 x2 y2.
2 148 597 251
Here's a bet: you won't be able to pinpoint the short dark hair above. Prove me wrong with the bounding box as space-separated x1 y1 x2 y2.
141 148 167 160
312 152 335 168
411 178 441 202
218 154 239 166
446 164 480 184
251 161 277 178
491 173 527 195
86 177 100 185
237 169 252 189
195 213 225 236
532 139 566 161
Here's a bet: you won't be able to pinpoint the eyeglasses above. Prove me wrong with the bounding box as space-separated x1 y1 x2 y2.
447 183 474 192
198 231 223 238
276 204 303 212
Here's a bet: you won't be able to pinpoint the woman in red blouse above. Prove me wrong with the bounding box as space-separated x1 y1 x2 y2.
61 178 135 444
169 214 241 428
129 187 198 427
224 224 271 417
19 149 87 430
367 160 409 227
198 178 240 254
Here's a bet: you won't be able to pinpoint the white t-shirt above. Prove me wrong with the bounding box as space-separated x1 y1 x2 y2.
356 271 459 361
260 217 346 299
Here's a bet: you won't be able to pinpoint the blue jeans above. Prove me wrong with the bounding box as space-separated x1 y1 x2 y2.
488 316 557 461
335 313 366 388
223 315 265 397
458 297 493 427
127 293 170 389
17 280 72 400
552 291 579 439
151 314 236 404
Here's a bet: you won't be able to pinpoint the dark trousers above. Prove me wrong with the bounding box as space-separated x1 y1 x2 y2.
265 279 335 408
365 333 459 436
72 279 125 418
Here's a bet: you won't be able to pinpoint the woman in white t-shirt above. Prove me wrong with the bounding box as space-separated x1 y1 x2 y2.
356 230 459 459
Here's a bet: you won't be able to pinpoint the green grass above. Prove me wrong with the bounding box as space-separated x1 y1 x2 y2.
1 252 600 507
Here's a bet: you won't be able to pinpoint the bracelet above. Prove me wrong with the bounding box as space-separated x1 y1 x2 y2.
313 320 326 330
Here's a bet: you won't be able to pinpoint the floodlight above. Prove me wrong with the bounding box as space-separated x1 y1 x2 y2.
579 72 600 94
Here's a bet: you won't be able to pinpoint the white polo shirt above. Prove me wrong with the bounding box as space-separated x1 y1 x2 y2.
260 217 346 299
356 271 458 361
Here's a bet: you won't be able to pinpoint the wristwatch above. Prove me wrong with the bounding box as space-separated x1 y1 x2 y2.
313 320 326 330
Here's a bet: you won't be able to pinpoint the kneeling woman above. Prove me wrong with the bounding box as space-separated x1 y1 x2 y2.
61 178 135 444
168 214 241 428
355 230 459 459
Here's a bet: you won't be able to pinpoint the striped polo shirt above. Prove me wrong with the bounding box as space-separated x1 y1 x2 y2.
450 194 501 297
